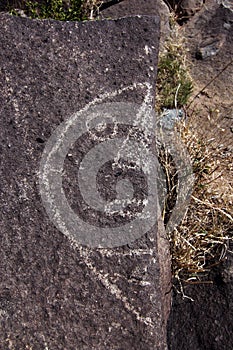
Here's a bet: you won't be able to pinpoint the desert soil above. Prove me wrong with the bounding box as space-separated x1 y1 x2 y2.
167 1 233 349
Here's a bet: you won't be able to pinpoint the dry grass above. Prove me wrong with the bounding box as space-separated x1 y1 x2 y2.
157 17 233 285
169 121 232 283
80 0 102 19
156 16 193 111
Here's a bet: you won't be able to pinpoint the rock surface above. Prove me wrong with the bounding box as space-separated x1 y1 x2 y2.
99 0 171 47
168 247 233 350
0 13 171 349
177 0 204 19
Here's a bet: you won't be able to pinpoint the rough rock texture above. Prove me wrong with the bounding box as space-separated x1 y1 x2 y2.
99 0 171 47
168 247 233 350
0 14 171 349
174 0 205 20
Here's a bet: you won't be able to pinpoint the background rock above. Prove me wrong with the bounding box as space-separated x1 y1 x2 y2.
99 0 171 47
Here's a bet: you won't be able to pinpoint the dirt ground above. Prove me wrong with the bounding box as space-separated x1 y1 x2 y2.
167 1 233 349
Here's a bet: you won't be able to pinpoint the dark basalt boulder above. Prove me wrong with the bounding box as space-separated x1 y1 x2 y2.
0 13 171 350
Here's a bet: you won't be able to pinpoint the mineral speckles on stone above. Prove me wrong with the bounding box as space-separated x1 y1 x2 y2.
0 13 171 350
99 0 170 47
